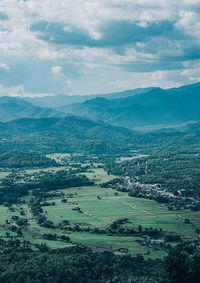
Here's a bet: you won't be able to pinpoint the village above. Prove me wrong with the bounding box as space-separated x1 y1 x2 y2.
1 158 200 213
109 176 200 211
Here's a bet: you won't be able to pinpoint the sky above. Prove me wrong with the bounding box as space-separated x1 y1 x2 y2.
0 0 200 97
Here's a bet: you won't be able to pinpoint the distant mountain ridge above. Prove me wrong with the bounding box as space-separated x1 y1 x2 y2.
58 83 200 128
23 87 154 108
0 82 200 127
0 96 65 122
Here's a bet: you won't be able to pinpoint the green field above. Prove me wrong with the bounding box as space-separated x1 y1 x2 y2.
0 172 11 179
81 168 118 184
35 186 199 257
0 163 199 259
0 183 199 258
44 186 200 234
116 154 148 163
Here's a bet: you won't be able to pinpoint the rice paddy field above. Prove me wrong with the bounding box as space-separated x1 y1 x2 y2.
41 186 200 252
0 184 199 258
0 161 199 259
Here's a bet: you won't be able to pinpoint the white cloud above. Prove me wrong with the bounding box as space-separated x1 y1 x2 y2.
51 66 63 74
0 62 9 70
0 0 199 95
0 84 24 97
175 11 200 42
63 26 73 33
66 79 72 85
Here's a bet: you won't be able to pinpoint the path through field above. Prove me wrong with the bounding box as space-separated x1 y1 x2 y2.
79 208 113 223
120 200 154 215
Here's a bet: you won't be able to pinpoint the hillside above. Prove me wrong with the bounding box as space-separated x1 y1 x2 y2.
0 116 134 154
0 115 199 155
0 96 64 122
59 83 200 128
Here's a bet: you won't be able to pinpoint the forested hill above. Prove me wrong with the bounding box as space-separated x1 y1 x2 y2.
0 150 58 168
0 115 200 155
0 116 134 154
0 96 65 122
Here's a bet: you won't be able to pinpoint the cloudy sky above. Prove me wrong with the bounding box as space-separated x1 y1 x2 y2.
0 0 200 96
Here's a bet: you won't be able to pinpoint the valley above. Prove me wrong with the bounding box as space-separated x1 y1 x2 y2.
0 94 199 281
1 1 200 281
0 82 199 282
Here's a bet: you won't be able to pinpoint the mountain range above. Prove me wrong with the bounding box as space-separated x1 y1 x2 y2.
0 82 199 128
58 83 200 128
24 87 153 108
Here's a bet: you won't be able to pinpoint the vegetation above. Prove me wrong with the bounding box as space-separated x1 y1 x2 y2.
0 245 162 282
0 150 58 169
104 151 200 200
0 170 93 204
0 116 131 154
163 244 200 283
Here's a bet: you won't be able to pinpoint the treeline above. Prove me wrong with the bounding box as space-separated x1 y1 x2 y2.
0 245 161 283
0 243 199 282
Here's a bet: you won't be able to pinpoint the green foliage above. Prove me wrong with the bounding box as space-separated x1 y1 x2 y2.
0 150 58 168
0 116 131 154
163 245 200 283
0 246 161 282
0 170 93 205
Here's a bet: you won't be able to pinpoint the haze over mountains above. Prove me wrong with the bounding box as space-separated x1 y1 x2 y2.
0 82 199 129
58 83 200 128
24 87 153 108
0 96 64 122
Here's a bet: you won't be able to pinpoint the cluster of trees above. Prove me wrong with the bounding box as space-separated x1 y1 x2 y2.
0 242 199 282
0 150 58 169
0 171 93 205
35 170 94 191
164 244 200 283
0 245 161 282
43 233 70 242
0 185 28 205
